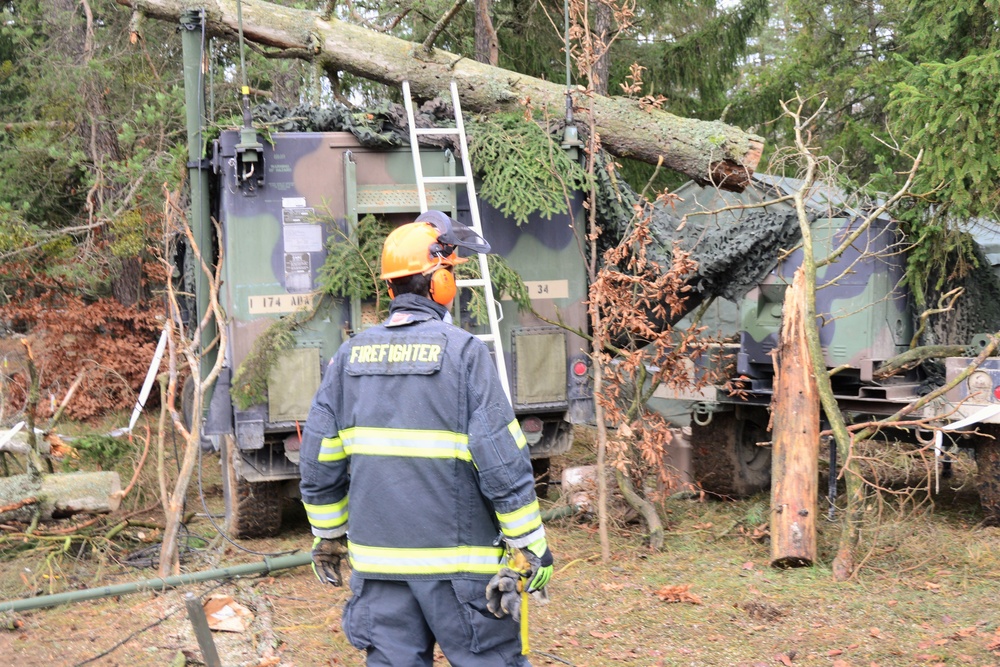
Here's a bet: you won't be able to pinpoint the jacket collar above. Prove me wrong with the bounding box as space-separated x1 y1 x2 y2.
384 293 449 327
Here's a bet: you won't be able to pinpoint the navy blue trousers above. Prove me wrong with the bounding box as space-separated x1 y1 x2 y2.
341 576 531 667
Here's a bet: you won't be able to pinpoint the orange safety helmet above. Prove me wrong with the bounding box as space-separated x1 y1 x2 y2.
380 211 490 306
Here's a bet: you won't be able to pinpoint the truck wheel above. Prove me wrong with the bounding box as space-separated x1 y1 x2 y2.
691 411 771 497
220 435 284 538
974 426 1000 526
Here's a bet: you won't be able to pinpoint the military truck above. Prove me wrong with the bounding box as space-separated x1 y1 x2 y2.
191 129 592 537
173 11 593 537
646 174 1000 523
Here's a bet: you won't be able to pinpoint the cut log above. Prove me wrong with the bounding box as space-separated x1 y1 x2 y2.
770 268 819 568
115 0 763 191
0 472 122 523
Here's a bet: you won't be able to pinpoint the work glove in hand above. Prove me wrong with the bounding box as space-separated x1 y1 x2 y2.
522 538 554 593
485 567 523 622
311 536 348 586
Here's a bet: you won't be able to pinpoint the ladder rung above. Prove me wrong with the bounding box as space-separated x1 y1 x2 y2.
414 127 461 136
456 278 487 288
476 333 496 344
421 176 469 185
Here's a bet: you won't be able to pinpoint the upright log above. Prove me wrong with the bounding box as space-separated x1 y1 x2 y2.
770 268 819 568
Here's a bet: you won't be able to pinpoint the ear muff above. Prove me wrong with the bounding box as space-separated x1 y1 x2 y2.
429 268 456 306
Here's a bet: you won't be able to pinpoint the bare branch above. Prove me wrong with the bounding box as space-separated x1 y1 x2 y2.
421 0 467 54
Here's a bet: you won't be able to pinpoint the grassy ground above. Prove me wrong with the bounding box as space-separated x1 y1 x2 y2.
1 430 1000 667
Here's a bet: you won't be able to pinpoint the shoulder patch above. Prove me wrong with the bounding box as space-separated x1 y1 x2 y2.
345 332 448 376
386 311 417 327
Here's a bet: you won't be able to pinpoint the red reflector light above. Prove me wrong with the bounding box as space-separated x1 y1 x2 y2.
522 416 543 433
572 361 588 376
993 385 1000 401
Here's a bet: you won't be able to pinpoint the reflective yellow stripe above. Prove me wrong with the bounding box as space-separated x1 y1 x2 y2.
507 420 527 449
318 436 345 462
497 500 542 537
304 498 349 529
341 427 471 461
348 542 504 575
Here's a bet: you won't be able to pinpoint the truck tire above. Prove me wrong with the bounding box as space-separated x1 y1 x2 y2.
220 435 284 538
691 410 772 497
974 426 1000 526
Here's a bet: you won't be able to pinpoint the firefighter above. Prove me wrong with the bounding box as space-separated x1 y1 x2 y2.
299 209 554 666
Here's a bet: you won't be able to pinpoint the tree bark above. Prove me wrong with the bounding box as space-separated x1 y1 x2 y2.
592 2 612 96
770 268 819 568
474 0 498 65
116 0 764 190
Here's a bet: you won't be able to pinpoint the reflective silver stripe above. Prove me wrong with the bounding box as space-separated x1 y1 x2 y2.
497 500 542 537
341 427 471 461
318 436 345 462
348 542 504 575
504 526 545 550
303 500 348 529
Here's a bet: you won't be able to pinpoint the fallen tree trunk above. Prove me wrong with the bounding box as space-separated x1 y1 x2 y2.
0 472 122 523
117 0 763 190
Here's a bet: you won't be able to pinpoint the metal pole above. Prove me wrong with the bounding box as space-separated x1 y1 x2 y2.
185 592 222 667
1 508 576 614
0 553 312 613
180 9 216 381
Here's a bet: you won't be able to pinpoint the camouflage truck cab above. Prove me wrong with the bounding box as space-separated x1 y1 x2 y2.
201 130 591 537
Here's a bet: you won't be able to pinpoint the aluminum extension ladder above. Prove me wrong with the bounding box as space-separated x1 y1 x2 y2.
401 79 511 404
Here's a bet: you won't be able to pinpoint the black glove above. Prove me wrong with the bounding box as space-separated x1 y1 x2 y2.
311 536 348 586
485 567 524 621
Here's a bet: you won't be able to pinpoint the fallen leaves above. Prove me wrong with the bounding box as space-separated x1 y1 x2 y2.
653 584 702 604
203 595 254 633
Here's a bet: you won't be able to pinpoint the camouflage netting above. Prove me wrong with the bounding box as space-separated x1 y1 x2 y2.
253 99 464 151
648 207 802 303
922 236 1000 347
595 163 803 306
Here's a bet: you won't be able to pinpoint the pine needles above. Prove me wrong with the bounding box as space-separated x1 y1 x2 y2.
229 317 297 411
469 112 591 226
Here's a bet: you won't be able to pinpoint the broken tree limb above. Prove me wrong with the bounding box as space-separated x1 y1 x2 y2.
873 344 968 380
770 268 819 568
0 471 122 523
614 468 664 550
115 0 764 190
